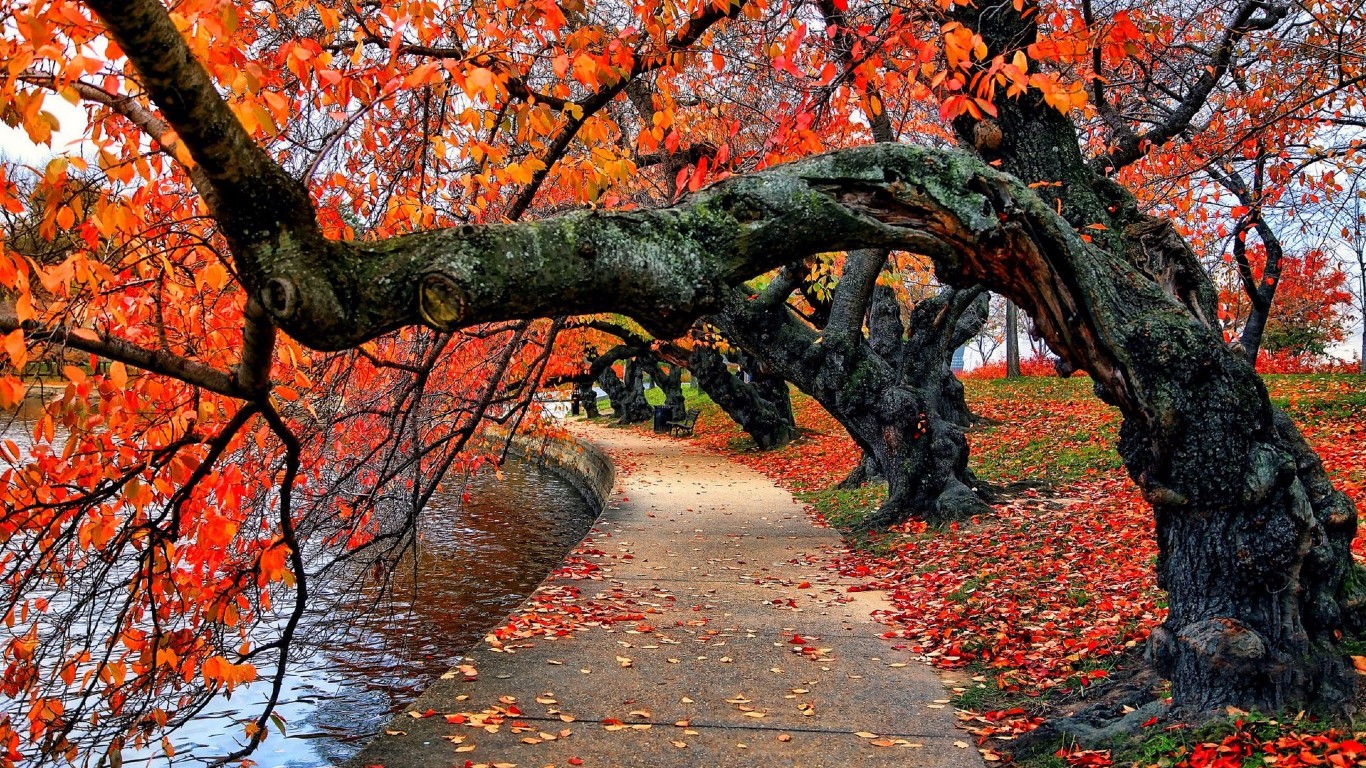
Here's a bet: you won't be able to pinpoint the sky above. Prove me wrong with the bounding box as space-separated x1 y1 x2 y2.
0 96 89 166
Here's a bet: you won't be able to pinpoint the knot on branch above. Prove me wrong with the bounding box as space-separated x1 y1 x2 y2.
418 272 470 331
261 278 299 321
1148 618 1268 681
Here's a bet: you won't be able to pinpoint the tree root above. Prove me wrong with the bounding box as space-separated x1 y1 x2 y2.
1008 655 1168 755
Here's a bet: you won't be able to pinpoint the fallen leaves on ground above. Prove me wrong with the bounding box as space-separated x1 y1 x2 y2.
668 374 1366 765
1168 721 1366 768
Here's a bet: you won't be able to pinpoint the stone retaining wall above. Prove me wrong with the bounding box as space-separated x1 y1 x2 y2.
487 426 615 513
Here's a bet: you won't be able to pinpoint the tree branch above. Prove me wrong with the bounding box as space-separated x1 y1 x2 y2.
0 314 248 399
1089 0 1289 174
503 0 749 218
18 72 213 197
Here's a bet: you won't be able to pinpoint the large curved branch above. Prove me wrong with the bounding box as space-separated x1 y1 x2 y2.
247 146 963 349
62 0 1203 417
153 137 1183 424
319 143 1171 423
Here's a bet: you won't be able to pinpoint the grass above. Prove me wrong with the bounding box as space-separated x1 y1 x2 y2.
794 485 885 529
964 376 1124 487
1264 373 1366 424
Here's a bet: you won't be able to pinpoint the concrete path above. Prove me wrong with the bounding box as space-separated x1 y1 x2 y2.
350 425 982 768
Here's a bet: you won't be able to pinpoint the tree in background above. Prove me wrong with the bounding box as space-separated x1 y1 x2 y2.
969 294 1007 370
1098 0 1366 363
1220 249 1356 363
687 341 798 449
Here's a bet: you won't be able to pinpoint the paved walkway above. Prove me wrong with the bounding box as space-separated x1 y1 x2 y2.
349 424 981 768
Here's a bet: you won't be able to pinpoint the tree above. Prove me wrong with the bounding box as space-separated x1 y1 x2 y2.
1220 249 1355 361
1082 0 1366 363
710 268 993 525
686 342 798 449
2 0 1365 762
968 294 1007 370
1005 302 1023 378
676 0 994 525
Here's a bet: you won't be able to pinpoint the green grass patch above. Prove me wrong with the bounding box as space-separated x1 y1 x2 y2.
795 484 887 530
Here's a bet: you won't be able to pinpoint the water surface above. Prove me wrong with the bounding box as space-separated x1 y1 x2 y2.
1 399 596 766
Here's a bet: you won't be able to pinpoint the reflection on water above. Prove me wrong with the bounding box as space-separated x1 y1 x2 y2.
174 462 595 767
2 398 596 767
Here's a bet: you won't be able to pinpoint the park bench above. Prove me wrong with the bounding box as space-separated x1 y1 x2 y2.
668 409 700 436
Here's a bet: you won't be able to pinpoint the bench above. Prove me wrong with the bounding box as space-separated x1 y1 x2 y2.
667 409 700 436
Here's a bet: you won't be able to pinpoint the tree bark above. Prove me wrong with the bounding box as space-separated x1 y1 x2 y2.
687 346 797 449
573 380 600 418
647 359 687 421
1005 301 1022 377
598 359 652 424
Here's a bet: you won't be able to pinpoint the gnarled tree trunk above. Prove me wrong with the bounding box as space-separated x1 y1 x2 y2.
614 359 652 424
711 272 992 527
687 345 796 449
597 362 651 424
939 0 1360 711
647 358 687 421
574 379 600 419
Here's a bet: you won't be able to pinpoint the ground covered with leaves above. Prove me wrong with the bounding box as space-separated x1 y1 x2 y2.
654 372 1366 768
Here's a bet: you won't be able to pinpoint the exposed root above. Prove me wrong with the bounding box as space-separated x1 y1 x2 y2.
1008 655 1168 755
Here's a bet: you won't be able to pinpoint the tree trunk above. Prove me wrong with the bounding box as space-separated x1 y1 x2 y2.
1110 315 1358 712
648 359 687 421
614 360 652 424
941 0 1361 709
870 285 992 526
687 346 796 449
711 283 992 527
736 351 796 432
1005 301 1021 377
596 367 626 417
574 380 600 419
836 452 881 489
